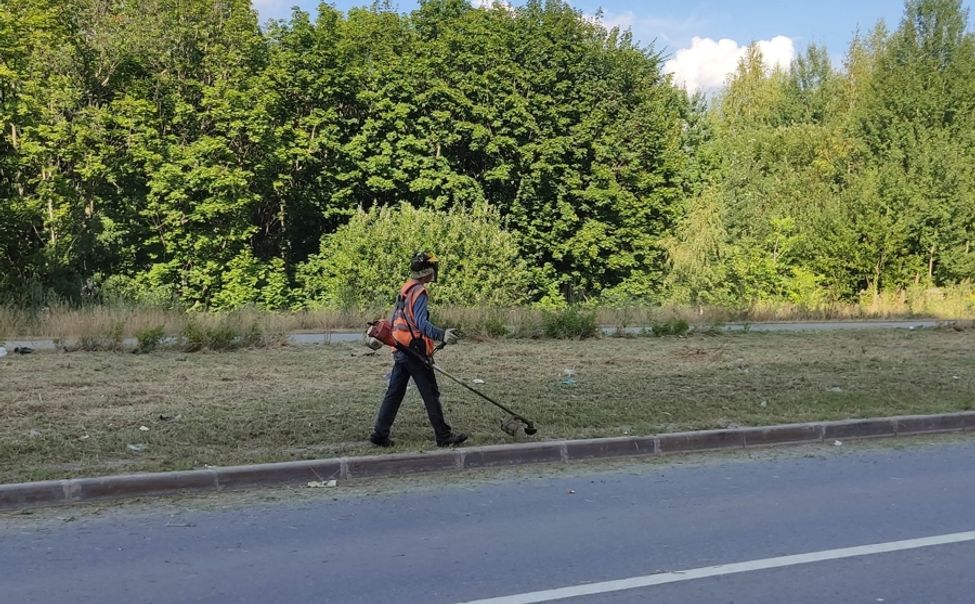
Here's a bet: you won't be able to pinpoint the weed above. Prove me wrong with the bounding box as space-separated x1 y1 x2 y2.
135 325 166 353
482 314 509 338
697 321 726 336
610 305 634 337
542 306 598 339
206 322 238 351
179 317 264 351
110 320 125 351
181 320 208 352
240 322 264 348
463 308 510 340
652 317 690 337
78 320 126 352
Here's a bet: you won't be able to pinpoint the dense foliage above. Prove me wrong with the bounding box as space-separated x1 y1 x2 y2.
298 203 531 308
1 0 973 310
666 0 975 307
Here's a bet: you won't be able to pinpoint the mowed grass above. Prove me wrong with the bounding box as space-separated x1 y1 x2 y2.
1 329 974 484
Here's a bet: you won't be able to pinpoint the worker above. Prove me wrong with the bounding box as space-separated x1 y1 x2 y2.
369 251 467 448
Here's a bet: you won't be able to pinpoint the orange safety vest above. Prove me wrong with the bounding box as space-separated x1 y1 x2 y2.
392 280 436 357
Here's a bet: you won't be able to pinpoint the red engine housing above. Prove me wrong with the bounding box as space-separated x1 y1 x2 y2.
366 320 398 348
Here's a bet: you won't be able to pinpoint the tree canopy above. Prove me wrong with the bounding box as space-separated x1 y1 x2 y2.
1 0 973 310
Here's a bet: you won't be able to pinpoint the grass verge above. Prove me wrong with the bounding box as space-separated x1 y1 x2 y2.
3 290 975 344
1 329 974 484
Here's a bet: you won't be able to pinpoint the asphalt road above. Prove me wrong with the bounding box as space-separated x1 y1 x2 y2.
2 437 974 603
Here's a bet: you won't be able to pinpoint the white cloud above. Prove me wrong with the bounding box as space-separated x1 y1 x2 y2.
756 36 796 71
589 9 709 49
597 10 635 32
664 35 795 95
472 0 513 10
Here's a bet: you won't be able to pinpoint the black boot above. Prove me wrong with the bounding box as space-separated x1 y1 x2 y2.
436 432 468 447
369 433 395 447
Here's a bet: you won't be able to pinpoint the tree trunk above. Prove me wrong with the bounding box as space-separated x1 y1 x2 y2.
43 168 57 246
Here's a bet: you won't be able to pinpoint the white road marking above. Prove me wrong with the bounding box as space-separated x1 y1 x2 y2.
458 530 975 604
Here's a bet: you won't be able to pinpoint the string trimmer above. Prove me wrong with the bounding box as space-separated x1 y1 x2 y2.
366 321 538 436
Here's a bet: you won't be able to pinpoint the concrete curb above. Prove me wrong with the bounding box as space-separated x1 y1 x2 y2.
3 411 974 511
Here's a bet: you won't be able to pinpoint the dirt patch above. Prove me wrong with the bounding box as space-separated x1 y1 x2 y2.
671 346 727 363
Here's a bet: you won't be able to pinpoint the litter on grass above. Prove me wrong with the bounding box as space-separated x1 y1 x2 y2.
307 480 338 488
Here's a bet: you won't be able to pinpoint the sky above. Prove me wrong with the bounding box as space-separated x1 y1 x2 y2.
252 0 975 93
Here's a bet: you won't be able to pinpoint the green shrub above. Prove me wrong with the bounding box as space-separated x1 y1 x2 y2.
482 314 509 338
240 322 264 348
78 320 127 351
205 322 238 351
542 307 598 339
210 252 293 311
110 320 125 351
455 309 509 339
652 317 690 337
509 312 544 339
136 325 166 353
100 274 177 308
607 304 639 337
181 320 208 352
180 317 265 351
297 203 532 309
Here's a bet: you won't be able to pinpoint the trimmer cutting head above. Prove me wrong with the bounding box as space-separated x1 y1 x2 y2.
500 416 538 437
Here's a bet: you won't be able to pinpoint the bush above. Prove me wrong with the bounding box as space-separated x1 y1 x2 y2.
100 274 177 308
180 316 265 352
481 314 509 338
652 317 690 337
205 322 238 351
297 203 532 309
136 325 166 353
110 320 125 351
209 252 293 311
449 308 510 340
181 320 208 352
240 322 264 348
542 307 598 339
77 320 127 351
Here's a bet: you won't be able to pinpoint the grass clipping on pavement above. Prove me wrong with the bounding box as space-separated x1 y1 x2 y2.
1 328 974 483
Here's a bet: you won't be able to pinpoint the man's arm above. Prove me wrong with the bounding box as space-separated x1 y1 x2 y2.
412 292 446 342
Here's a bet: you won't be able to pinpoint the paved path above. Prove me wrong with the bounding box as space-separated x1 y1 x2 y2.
2 437 974 603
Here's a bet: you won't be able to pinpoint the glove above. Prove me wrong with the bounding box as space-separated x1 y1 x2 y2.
443 328 459 346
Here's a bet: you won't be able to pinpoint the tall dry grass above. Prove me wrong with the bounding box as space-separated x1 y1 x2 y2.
1 284 972 342
0 304 381 342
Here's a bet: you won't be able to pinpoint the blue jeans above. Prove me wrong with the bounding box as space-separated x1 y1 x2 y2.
374 353 452 442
